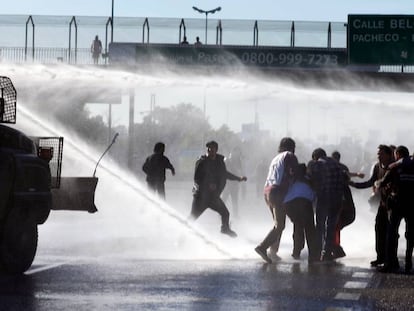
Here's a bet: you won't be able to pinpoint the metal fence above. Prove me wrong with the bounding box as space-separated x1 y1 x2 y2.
0 14 347 65
0 14 413 72
0 47 108 65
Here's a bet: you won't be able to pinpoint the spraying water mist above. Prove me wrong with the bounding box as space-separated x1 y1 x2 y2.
2 62 413 262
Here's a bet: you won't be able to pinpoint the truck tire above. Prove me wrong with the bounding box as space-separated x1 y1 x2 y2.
0 208 38 274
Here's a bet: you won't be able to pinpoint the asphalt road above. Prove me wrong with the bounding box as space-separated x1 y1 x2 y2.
1 254 414 310
1 182 413 311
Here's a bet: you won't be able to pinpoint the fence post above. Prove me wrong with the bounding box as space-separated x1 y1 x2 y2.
142 18 150 43
216 20 222 46
68 16 78 64
25 15 35 62
179 18 186 44
105 17 113 65
253 20 258 46
327 22 332 48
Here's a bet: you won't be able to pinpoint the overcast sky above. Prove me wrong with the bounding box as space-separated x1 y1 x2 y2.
2 1 414 22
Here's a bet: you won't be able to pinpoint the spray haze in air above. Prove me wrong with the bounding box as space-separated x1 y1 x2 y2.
15 91 240 260
2 62 413 261
6 62 414 150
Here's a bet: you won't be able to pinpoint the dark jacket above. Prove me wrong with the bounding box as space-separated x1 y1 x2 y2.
142 153 174 183
193 154 240 196
380 157 414 204
308 156 346 196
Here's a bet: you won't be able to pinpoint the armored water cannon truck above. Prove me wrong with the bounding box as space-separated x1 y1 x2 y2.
0 76 98 274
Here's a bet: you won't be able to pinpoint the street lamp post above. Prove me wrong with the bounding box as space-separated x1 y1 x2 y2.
192 6 221 44
111 0 114 43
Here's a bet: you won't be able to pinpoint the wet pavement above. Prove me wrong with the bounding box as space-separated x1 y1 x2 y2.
4 64 414 310
0 257 373 310
1 181 413 310
1 250 413 310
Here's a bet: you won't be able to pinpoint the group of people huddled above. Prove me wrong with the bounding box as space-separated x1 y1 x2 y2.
255 138 414 274
142 138 414 274
255 138 360 265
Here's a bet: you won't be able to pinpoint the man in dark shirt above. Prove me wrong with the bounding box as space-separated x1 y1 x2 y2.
142 142 175 199
349 144 394 267
331 151 364 259
308 148 346 261
377 145 414 273
190 140 247 238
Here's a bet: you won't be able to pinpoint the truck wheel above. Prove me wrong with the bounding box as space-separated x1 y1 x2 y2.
0 208 38 274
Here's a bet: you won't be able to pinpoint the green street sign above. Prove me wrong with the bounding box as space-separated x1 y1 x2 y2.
348 14 414 65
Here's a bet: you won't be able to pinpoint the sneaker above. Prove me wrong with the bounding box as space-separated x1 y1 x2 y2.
269 252 282 262
291 253 301 260
308 256 321 264
370 259 384 267
320 252 334 262
255 246 272 264
221 226 237 238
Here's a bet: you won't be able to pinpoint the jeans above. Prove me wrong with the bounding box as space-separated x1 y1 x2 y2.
315 192 342 256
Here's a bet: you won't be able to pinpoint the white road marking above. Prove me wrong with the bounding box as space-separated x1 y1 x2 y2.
351 272 372 278
328 269 373 310
344 281 368 289
334 292 361 300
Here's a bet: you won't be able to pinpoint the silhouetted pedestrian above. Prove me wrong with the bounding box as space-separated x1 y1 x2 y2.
331 150 363 259
284 163 319 263
377 145 414 273
180 36 189 45
308 148 346 261
91 35 102 65
142 142 175 199
255 137 298 263
194 36 202 47
349 145 394 267
190 140 247 238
